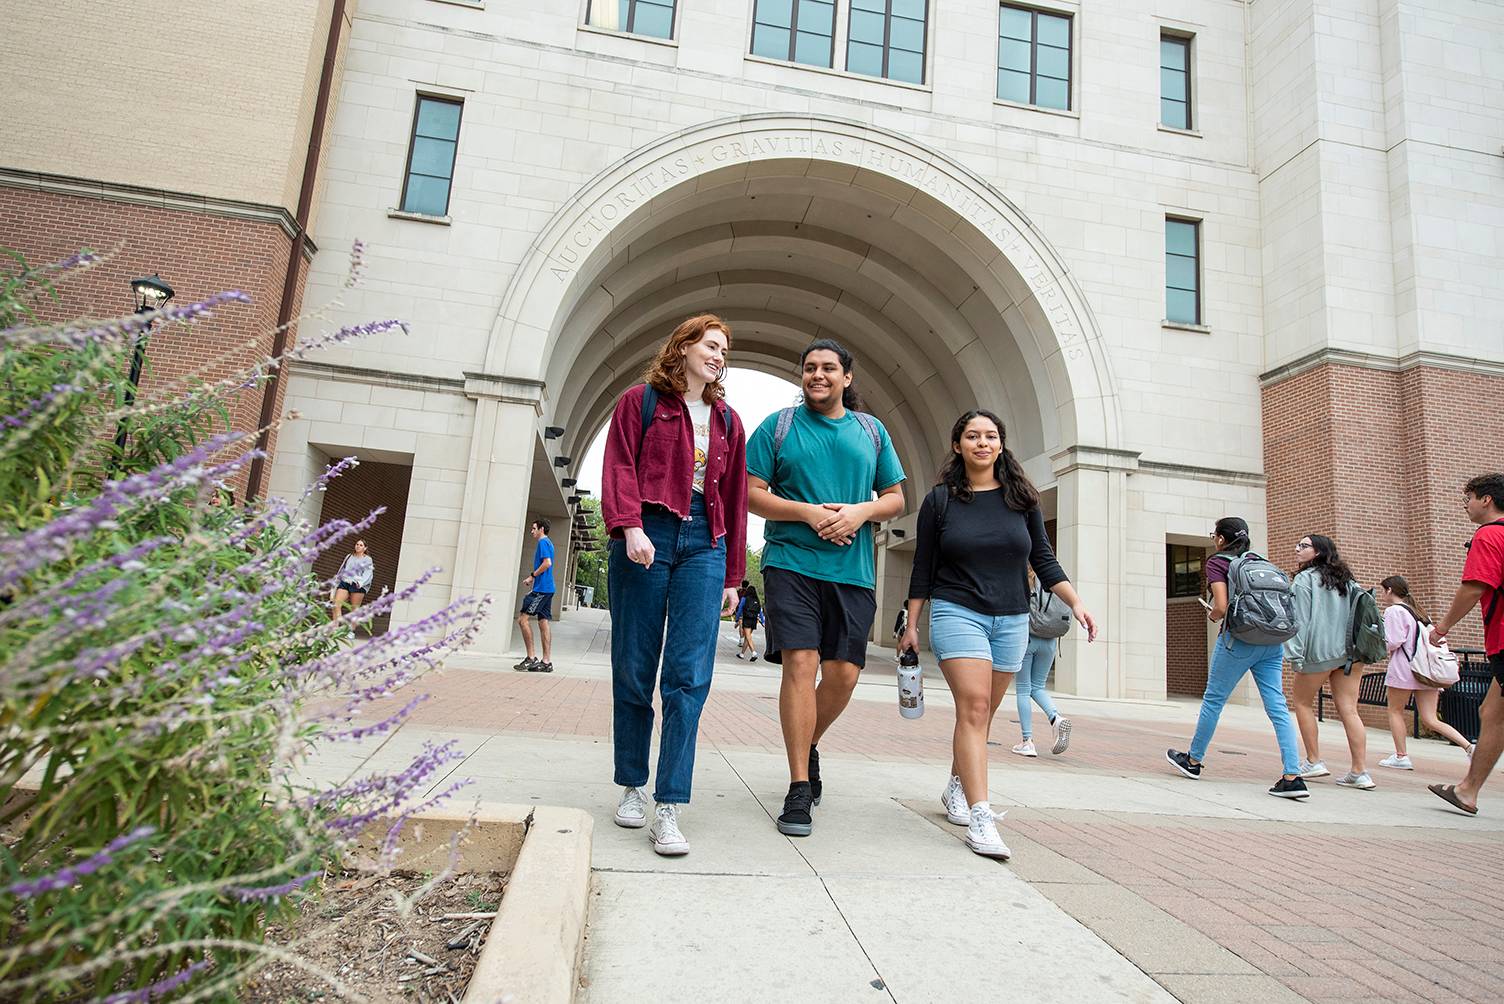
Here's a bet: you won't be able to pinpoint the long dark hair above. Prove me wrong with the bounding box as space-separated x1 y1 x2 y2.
1298 533 1355 595
937 409 1039 512
1213 516 1251 555
742 584 759 604
1380 574 1429 624
799 339 866 412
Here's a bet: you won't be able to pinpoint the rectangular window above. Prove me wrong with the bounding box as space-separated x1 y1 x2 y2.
587 0 675 40
752 0 836 68
399 96 462 218
847 0 927 85
1161 33 1192 130
997 4 1071 110
1166 544 1205 598
1165 217 1201 325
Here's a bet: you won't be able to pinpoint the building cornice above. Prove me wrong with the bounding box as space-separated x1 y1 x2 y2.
1260 346 1504 387
1137 460 1266 488
463 371 547 410
0 167 317 259
287 359 464 394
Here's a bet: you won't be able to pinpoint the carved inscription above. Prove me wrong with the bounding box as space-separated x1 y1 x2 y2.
545 130 1086 360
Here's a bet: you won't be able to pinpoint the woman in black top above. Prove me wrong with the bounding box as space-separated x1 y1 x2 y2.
901 410 1097 859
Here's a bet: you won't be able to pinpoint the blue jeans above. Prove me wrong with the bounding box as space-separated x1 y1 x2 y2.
608 496 726 804
1017 635 1060 740
1189 634 1300 775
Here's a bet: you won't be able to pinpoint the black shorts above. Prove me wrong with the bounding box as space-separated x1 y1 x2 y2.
520 591 553 620
337 580 365 597
740 615 758 631
762 566 877 668
1491 651 1504 695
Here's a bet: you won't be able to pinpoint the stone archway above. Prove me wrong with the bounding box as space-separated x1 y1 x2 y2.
456 115 1135 697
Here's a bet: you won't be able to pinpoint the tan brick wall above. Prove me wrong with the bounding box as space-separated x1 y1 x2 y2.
313 458 413 636
1166 598 1210 697
0 186 306 489
0 0 350 214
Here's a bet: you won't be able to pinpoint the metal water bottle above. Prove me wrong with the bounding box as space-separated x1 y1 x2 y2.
897 648 924 719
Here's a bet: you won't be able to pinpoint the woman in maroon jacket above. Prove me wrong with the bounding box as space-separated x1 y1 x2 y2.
601 313 748 856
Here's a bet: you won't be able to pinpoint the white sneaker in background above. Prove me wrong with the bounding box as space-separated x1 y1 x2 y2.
1335 771 1376 790
1050 717 1073 755
649 803 689 856
942 775 969 825
963 804 1011 860
1298 759 1329 779
1011 741 1038 758
1379 753 1413 770
613 786 648 829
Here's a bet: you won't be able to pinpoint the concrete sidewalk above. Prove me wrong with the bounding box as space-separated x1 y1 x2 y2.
310 609 1502 1004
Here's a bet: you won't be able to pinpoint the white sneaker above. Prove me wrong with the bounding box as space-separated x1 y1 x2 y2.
649 803 689 856
734 651 746 660
1011 741 1038 758
1379 753 1413 770
613 786 647 828
1335 771 1376 790
1297 759 1329 779
1050 717 1073 755
942 775 969 825
963 804 1012 860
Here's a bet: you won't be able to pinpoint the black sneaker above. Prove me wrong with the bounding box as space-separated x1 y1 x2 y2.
1269 776 1310 799
777 782 814 836
1166 749 1202 779
528 661 554 673
808 745 822 806
513 657 537 672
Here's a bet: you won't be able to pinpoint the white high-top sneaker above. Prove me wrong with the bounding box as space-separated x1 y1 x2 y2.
649 803 689 856
941 775 969 825
613 786 647 828
964 804 1011 860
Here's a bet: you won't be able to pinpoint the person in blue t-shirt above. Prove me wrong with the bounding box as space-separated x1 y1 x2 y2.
514 519 556 672
747 339 906 837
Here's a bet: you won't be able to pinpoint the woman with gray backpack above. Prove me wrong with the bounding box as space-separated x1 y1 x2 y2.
1012 567 1074 757
1167 516 1309 799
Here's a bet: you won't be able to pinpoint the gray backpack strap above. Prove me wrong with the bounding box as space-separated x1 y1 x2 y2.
852 411 882 455
771 407 797 454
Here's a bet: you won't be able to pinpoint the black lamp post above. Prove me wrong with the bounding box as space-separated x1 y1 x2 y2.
114 273 175 459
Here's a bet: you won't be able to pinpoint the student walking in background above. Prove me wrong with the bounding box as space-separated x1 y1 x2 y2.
601 314 748 855
735 581 761 661
1168 517 1309 799
901 409 1096 858
1376 575 1475 769
513 520 556 672
1012 567 1074 758
331 538 373 622
1286 534 1374 789
1427 473 1504 816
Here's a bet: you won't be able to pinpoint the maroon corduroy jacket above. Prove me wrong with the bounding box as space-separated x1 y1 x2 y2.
601 384 748 588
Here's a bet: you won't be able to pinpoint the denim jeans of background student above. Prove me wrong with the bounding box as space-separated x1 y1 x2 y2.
1017 635 1060 740
608 495 726 804
1190 634 1301 775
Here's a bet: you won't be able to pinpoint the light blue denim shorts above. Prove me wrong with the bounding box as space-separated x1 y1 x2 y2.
928 598 1029 672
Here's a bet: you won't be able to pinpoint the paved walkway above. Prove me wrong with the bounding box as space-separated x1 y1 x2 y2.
311 609 1502 1004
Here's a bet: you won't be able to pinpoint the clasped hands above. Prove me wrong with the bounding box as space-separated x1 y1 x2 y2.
806 501 869 546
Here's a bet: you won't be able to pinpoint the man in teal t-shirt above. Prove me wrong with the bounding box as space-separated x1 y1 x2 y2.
747 340 906 837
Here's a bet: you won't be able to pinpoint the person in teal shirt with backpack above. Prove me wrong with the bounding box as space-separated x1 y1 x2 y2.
1167 516 1309 799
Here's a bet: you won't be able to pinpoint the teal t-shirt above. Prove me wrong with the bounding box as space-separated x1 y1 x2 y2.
746 406 906 589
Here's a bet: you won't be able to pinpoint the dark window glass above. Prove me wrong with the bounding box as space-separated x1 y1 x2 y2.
996 5 1072 110
1165 218 1201 325
845 0 928 84
1166 544 1206 598
752 0 835 67
400 96 462 217
1161 34 1192 129
587 0 675 40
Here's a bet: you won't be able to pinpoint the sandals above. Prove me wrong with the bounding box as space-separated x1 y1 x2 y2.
1428 783 1478 816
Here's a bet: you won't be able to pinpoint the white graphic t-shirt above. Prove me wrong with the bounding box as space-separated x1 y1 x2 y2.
688 399 711 494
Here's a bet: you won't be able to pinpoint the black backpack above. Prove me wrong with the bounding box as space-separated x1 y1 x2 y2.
1347 585 1388 665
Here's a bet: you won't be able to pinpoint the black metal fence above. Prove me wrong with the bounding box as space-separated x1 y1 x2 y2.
1446 649 1494 744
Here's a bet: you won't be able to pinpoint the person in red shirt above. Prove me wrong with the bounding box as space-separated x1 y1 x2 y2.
1428 472 1504 816
600 314 748 855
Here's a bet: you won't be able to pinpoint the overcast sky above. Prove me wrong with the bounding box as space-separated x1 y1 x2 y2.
575 367 800 550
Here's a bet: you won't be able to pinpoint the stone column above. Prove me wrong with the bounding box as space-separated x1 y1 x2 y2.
451 372 546 657
1050 446 1139 699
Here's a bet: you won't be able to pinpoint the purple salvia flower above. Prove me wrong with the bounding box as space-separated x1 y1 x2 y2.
98 958 211 1004
4 826 155 898
1 290 251 349
227 870 318 902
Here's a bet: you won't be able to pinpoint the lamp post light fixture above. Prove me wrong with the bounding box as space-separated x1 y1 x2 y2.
114 273 176 463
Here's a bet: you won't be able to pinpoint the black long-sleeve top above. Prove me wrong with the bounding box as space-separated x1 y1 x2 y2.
907 486 1068 616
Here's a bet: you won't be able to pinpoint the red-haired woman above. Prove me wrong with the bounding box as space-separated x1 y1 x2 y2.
601 314 748 856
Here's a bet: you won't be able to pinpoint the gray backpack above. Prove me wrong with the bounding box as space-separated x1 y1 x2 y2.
1028 583 1073 639
1218 550 1299 645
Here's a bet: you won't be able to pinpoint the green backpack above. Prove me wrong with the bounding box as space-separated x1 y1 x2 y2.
1347 586 1387 665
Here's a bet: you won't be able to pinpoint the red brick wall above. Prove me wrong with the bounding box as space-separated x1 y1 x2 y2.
1166 599 1209 697
1263 360 1504 733
312 459 413 635
0 186 303 491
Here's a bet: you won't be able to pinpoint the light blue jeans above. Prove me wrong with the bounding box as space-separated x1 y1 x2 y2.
1189 634 1301 776
1017 635 1060 740
928 598 1028 672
